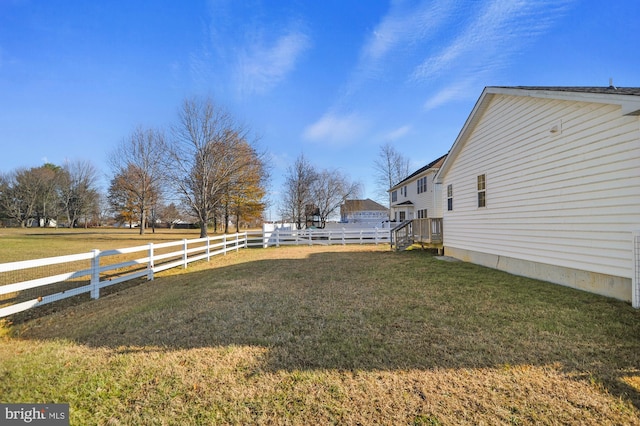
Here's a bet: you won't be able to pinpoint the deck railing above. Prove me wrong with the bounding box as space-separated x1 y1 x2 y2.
412 218 443 244
391 218 443 251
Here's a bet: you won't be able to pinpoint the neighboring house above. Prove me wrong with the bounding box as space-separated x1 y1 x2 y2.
434 86 640 306
389 154 447 222
388 154 447 251
340 198 389 224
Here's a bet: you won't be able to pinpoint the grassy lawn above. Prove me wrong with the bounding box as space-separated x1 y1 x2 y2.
0 227 207 263
1 240 640 424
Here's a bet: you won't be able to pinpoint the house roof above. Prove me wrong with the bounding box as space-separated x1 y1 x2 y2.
435 85 640 184
390 153 447 190
342 198 388 212
492 86 640 97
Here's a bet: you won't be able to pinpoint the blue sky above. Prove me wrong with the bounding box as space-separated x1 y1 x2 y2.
1 0 638 213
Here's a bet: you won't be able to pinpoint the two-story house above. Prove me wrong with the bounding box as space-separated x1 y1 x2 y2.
388 154 447 250
389 154 447 222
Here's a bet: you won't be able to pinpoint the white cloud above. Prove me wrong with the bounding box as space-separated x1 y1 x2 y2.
423 79 476 110
237 29 310 95
361 0 453 63
411 0 574 82
198 3 311 97
384 125 411 141
303 112 368 146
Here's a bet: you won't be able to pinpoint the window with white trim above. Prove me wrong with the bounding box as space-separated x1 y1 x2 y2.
417 176 427 194
477 174 486 208
447 184 453 211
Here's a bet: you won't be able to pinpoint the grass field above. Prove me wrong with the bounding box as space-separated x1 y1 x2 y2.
0 227 206 263
1 230 640 424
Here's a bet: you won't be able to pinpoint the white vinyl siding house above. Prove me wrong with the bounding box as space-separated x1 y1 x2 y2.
389 155 446 223
435 86 640 305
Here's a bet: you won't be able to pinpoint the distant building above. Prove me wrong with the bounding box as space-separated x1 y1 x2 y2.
387 154 447 251
340 199 389 223
388 154 447 222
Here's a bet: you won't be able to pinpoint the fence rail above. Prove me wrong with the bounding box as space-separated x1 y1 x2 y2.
264 227 389 247
0 227 390 318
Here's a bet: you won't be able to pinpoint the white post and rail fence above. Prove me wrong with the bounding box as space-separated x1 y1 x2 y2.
0 227 390 318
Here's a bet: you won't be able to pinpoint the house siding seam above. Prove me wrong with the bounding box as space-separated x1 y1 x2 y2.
441 94 640 297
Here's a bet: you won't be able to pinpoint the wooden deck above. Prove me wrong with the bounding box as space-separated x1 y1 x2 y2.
391 218 443 251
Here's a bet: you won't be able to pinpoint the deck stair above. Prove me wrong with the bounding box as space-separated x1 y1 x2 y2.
390 220 414 251
391 218 443 252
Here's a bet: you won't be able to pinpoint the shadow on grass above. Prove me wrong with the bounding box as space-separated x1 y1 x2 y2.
9 248 640 409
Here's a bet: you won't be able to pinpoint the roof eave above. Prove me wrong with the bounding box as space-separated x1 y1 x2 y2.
434 86 640 184
435 88 494 184
390 153 448 190
488 86 640 115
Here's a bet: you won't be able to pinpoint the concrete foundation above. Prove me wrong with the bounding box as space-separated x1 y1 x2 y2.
444 246 632 303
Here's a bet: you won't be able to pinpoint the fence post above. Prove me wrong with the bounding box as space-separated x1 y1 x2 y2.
236 233 239 252
633 231 640 309
375 227 379 245
360 229 363 244
183 239 188 268
342 228 346 245
244 232 248 249
308 228 312 246
147 243 154 281
206 236 211 261
223 234 227 255
90 249 100 299
276 228 280 248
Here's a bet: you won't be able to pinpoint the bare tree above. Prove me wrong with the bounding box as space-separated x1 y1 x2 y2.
59 160 100 228
109 127 167 235
374 142 410 205
159 202 183 229
35 164 64 227
1 165 62 227
94 193 112 227
312 169 361 228
280 154 317 230
0 171 23 226
168 96 263 238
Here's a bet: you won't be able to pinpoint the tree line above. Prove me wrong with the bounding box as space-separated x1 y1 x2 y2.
1 94 412 234
277 142 411 230
0 160 101 229
107 97 269 238
1 96 268 238
280 154 361 229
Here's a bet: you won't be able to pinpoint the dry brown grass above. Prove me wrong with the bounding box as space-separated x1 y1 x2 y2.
0 227 204 263
2 244 640 425
0 227 230 311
